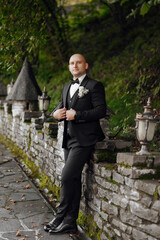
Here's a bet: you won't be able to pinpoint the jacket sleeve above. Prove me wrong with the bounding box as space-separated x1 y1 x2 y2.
75 82 106 123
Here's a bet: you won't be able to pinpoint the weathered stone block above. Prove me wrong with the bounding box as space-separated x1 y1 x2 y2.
120 209 142 226
93 164 101 176
102 200 118 216
117 152 160 168
97 187 113 200
104 224 116 238
138 224 160 239
120 185 140 201
38 131 43 140
152 200 160 212
94 213 103 229
100 211 108 222
95 141 108 150
112 192 129 209
131 168 155 179
117 152 146 167
87 201 100 213
132 228 157 240
114 228 121 237
140 194 152 208
100 166 112 179
124 176 135 188
129 201 159 223
21 111 41 121
118 165 133 177
113 171 124 184
95 176 118 192
122 233 132 240
55 160 64 176
92 196 101 212
100 232 108 240
134 180 158 196
112 218 132 234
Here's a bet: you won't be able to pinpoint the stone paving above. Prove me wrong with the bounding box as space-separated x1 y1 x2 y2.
0 143 87 240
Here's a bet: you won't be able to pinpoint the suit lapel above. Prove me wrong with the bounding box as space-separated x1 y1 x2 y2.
63 82 72 108
71 75 89 108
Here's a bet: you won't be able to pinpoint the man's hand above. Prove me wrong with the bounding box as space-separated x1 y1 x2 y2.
66 108 76 121
53 108 66 120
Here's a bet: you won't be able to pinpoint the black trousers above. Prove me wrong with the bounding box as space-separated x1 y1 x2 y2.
56 136 95 224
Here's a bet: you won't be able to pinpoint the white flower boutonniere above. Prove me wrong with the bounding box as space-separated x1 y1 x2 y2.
78 86 89 98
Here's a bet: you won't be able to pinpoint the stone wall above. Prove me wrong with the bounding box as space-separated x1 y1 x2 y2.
0 107 160 240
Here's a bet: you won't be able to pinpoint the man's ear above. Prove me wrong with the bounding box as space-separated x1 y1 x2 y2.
85 63 89 70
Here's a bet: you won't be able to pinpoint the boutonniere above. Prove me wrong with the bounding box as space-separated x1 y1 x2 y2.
78 86 89 98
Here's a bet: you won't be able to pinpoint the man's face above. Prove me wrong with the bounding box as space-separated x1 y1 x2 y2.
69 54 88 78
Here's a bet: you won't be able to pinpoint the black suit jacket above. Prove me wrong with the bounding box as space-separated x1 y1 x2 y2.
54 75 106 148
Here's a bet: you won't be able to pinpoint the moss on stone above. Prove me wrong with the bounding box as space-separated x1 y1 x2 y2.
102 197 108 202
95 150 116 163
39 174 60 201
8 116 12 123
0 134 61 202
139 167 160 180
117 161 131 168
106 177 117 185
154 187 159 200
28 129 31 149
103 164 116 170
134 163 148 169
38 130 43 134
77 212 103 240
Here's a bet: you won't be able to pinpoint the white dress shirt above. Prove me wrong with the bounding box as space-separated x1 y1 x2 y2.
70 74 86 98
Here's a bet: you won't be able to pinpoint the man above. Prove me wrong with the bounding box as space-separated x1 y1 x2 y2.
44 54 106 234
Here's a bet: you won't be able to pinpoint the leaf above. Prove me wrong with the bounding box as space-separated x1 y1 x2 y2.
31 225 37 228
2 218 8 221
3 159 9 162
10 199 16 203
16 231 22 236
5 206 11 210
107 0 119 3
120 0 129 5
25 184 30 189
140 2 151 15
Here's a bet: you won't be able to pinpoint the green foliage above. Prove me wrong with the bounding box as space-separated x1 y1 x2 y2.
0 0 69 73
140 2 151 15
107 0 160 18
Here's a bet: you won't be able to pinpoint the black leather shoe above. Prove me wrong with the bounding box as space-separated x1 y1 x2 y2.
49 222 78 234
44 217 62 232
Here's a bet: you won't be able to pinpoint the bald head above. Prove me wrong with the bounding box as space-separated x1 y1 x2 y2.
69 54 88 78
69 54 86 63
